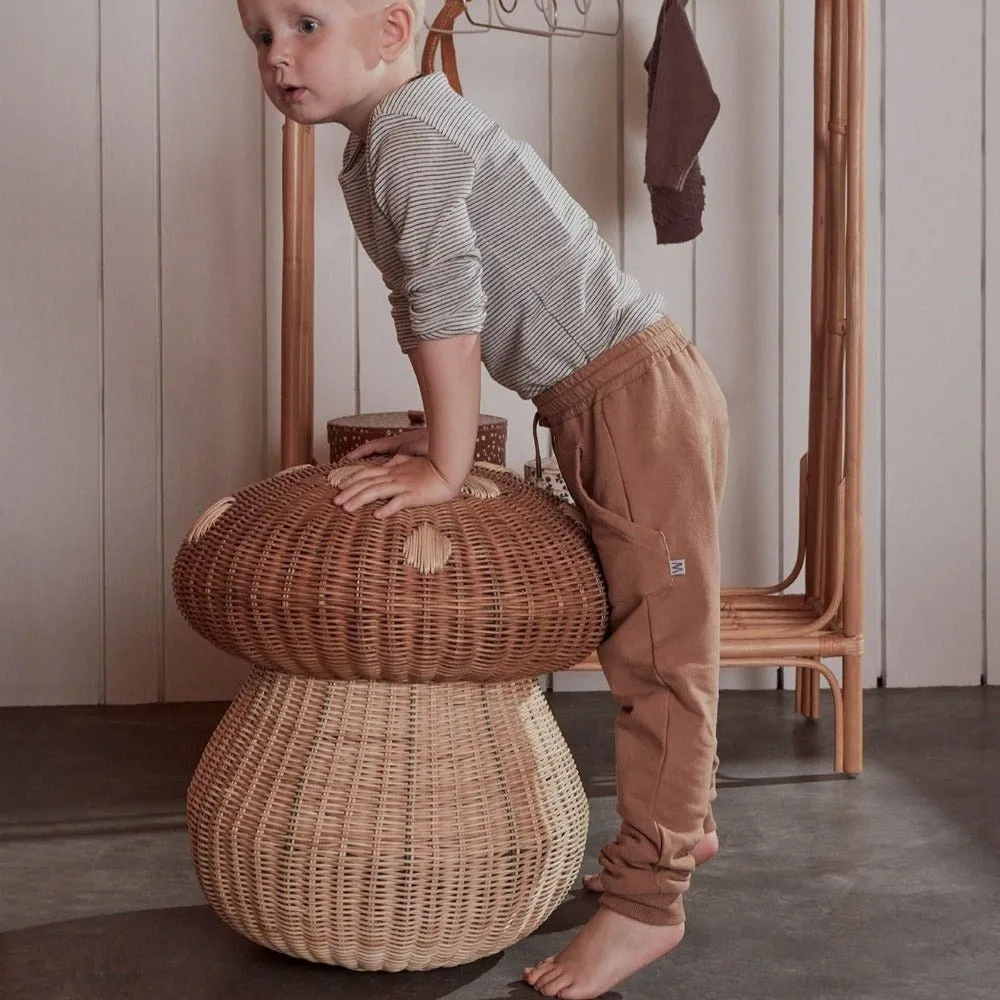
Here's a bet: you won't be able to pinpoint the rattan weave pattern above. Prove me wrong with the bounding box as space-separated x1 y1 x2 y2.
187 666 589 970
172 462 608 682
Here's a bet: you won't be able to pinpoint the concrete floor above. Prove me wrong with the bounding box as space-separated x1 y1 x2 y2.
1 686 998 1000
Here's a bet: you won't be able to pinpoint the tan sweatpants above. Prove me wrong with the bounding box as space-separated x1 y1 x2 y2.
533 317 729 927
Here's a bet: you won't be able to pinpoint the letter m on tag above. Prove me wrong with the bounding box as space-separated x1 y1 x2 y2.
669 558 687 577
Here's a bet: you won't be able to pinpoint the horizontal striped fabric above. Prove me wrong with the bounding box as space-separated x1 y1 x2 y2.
339 73 664 400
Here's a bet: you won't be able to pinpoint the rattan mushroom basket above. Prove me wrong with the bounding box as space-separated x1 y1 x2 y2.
173 460 608 971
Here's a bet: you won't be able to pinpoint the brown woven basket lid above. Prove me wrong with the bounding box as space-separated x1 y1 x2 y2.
173 462 607 683
327 411 507 466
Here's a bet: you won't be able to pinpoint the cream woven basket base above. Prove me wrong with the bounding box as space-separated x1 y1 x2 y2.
187 667 589 971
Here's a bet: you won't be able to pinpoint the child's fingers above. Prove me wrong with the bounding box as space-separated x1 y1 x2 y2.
334 466 391 503
339 478 403 512
373 492 416 520
345 436 400 460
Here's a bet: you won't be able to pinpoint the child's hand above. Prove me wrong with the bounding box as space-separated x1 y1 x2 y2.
345 428 429 461
333 455 459 519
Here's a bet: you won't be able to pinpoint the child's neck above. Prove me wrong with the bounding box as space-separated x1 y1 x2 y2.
352 58 421 139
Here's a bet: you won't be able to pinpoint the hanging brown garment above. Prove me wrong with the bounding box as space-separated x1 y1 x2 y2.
645 0 720 244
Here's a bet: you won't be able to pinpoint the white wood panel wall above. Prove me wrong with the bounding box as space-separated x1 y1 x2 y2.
101 0 162 705
884 0 984 687
0 3 103 705
159 0 266 702
988 2 1000 686
0 0 995 704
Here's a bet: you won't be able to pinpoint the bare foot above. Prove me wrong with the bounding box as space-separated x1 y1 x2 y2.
583 829 718 894
523 906 684 998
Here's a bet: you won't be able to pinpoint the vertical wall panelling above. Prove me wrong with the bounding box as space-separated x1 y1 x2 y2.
265 106 358 470
884 0 983 686
550 13 622 255
548 11 622 694
697 0 782 689
986 0 998 685
776 0 811 687
8 4 1000 707
265 106 283 468
621 0 695 336
159 1 266 701
864 0 885 686
308 124 358 459
0 3 103 705
100 0 163 703
780 0 815 693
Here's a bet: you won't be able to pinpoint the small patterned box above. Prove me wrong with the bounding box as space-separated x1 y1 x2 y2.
328 411 508 467
523 456 573 504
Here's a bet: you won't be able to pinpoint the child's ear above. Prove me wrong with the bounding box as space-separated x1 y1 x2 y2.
379 1 416 61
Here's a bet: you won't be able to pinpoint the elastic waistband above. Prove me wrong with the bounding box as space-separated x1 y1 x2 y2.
532 316 689 425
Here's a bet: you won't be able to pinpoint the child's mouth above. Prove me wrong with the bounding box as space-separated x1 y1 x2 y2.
281 85 307 103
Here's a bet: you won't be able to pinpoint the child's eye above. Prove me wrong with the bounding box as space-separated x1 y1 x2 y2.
254 29 273 47
299 17 319 34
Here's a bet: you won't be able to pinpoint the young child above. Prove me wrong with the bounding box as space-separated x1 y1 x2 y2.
236 0 729 995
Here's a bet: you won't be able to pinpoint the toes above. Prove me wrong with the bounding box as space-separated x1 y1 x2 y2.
523 955 556 986
550 973 577 998
535 964 571 997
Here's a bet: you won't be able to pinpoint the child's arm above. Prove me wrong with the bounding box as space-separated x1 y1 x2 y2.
335 333 481 519
337 112 486 518
410 334 481 488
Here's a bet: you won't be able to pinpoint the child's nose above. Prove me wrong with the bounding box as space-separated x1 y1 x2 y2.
266 38 293 70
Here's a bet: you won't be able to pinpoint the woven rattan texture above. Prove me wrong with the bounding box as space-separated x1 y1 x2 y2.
328 411 508 467
172 463 608 682
187 667 589 970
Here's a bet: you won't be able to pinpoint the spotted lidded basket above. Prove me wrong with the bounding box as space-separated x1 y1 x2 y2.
327 410 508 467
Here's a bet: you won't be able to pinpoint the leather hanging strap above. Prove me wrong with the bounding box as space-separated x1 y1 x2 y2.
421 0 466 94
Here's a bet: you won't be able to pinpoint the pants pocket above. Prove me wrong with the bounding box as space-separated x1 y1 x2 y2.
563 445 674 614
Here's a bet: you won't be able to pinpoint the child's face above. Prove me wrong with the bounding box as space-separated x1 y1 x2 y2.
237 0 388 130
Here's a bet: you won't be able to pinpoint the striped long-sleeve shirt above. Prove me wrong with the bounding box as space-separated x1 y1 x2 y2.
339 72 665 400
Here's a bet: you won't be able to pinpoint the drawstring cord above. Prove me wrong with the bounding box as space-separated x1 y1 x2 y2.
532 412 549 480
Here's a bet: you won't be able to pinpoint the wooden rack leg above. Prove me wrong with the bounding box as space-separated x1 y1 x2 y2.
795 664 822 722
842 654 862 775
809 668 821 720
280 120 315 469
